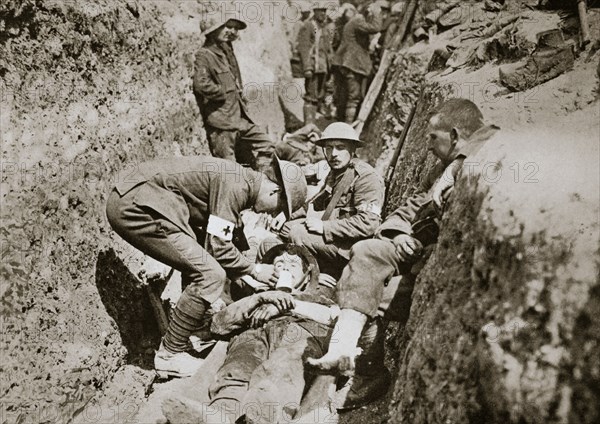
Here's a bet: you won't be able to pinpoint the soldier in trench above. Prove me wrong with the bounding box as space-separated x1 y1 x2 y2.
105 156 307 378
296 1 334 124
166 243 341 424
332 1 385 123
193 14 275 172
263 121 385 282
307 98 499 409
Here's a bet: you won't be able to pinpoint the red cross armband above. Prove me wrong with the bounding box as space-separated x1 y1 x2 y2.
207 214 235 241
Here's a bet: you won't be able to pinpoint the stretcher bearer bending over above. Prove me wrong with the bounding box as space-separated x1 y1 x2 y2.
105 156 306 378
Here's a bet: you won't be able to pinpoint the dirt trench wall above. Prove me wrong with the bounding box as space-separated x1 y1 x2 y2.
362 3 600 423
0 1 293 422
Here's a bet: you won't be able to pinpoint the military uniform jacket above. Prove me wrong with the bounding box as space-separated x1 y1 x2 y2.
296 18 333 74
333 13 382 76
308 158 384 243
193 42 252 131
211 282 336 336
114 156 261 277
377 125 499 245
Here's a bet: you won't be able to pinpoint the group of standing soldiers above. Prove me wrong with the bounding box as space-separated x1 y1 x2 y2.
191 0 406 173
294 0 405 125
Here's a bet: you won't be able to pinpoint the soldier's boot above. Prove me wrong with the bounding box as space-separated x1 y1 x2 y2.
306 309 367 376
334 319 391 411
303 103 317 125
157 299 209 378
344 105 358 125
499 44 574 92
154 341 204 379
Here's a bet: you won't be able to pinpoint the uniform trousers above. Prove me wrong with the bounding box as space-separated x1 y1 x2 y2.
304 72 328 106
206 120 274 172
209 318 331 423
340 66 366 112
106 188 225 351
336 238 413 318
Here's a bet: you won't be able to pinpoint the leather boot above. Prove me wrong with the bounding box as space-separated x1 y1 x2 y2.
154 341 205 379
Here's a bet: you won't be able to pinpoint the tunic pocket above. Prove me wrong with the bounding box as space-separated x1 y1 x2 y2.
216 70 236 93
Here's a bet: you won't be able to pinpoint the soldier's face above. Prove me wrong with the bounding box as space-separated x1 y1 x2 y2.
314 9 327 22
273 253 306 288
224 22 240 41
323 140 355 170
214 22 239 43
426 116 455 161
255 179 282 215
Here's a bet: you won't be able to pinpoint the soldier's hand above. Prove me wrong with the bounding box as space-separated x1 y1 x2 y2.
251 263 279 286
258 291 296 312
304 70 314 79
249 304 280 328
433 183 454 212
433 158 463 210
392 234 423 262
279 221 293 239
305 217 324 234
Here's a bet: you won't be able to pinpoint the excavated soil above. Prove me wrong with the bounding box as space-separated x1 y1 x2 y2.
1 0 293 422
2 1 599 424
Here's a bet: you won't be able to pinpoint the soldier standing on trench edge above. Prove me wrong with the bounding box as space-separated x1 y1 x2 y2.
307 99 499 410
105 156 307 378
193 13 275 172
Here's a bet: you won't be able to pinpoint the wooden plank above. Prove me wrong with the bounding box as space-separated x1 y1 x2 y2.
354 49 394 136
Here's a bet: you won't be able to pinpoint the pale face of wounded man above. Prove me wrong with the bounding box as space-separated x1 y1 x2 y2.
272 253 306 289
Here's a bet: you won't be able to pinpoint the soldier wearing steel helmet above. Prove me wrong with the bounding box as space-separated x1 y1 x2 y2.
296 1 334 124
105 156 307 378
266 122 384 280
193 13 274 172
308 99 498 410
333 1 385 123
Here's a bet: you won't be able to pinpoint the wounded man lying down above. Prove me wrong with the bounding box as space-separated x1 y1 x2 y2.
169 244 341 424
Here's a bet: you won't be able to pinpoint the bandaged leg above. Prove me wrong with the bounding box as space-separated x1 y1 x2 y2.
306 308 367 375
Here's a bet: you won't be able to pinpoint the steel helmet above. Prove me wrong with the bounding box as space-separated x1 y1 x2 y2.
391 1 406 15
300 2 312 13
200 14 247 37
311 1 328 10
374 0 392 10
315 122 365 146
271 155 308 219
